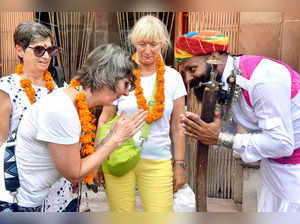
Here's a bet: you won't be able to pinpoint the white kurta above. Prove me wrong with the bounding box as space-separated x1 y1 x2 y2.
222 56 300 212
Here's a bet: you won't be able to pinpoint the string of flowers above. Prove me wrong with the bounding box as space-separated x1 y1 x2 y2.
70 78 97 184
16 64 55 104
132 54 165 123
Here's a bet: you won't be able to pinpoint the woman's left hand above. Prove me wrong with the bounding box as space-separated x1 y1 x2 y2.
173 166 186 192
93 167 105 186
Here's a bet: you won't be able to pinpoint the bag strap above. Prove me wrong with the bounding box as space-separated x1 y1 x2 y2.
4 128 20 202
140 78 158 140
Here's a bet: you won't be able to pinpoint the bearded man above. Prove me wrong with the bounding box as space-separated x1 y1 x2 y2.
175 30 300 212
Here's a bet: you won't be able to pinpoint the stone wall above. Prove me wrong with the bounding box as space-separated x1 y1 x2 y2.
239 12 300 72
92 12 120 50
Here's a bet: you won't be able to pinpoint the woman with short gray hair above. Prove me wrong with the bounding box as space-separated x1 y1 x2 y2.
76 44 136 92
14 43 147 212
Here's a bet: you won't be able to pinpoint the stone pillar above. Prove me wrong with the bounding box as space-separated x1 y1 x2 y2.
93 12 120 50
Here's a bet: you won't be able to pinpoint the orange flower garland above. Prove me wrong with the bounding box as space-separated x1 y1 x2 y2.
133 54 165 123
16 64 55 104
70 79 97 184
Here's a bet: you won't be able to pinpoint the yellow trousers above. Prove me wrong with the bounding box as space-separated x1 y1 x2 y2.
104 158 173 212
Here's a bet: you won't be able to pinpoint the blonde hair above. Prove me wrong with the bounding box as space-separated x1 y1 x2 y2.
128 15 171 51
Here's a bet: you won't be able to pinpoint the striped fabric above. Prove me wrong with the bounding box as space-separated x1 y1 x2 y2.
175 30 229 62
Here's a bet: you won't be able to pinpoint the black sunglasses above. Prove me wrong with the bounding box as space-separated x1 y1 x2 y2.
27 45 59 57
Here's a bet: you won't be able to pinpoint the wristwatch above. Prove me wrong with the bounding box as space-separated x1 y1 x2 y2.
173 160 187 169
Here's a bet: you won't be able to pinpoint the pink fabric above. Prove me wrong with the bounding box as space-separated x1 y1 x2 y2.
239 55 300 107
272 148 300 165
238 55 300 165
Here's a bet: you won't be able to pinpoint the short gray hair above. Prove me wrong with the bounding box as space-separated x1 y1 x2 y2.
76 44 136 92
14 21 52 63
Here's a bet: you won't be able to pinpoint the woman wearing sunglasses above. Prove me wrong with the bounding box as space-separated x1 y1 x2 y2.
0 21 71 212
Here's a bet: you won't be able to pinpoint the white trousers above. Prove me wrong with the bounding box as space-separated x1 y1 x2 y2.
257 181 300 212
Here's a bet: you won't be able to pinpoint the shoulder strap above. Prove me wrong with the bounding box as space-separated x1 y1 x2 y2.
4 128 20 196
140 79 158 140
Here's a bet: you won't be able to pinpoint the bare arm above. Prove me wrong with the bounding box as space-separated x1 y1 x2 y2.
171 96 186 191
49 110 147 183
172 96 186 162
48 139 119 183
0 90 11 146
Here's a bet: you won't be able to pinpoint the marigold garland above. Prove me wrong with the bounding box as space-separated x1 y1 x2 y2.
16 64 55 104
132 53 165 123
70 79 97 184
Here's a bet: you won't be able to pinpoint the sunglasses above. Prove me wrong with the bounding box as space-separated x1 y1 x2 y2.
113 79 136 93
124 80 136 92
27 45 59 57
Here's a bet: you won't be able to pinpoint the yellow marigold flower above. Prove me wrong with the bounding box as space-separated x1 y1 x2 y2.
83 173 94 184
15 64 24 74
132 53 165 124
69 79 80 88
17 64 55 104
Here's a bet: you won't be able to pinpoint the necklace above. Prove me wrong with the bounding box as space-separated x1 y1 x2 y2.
15 64 55 104
70 79 96 184
132 53 165 123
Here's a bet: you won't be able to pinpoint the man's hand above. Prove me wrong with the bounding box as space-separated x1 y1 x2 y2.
180 111 221 145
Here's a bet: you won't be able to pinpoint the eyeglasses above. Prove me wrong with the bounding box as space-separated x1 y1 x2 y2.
27 45 59 57
113 79 136 93
124 80 136 92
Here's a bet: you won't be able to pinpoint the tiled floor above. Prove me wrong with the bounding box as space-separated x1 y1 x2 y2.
80 184 242 212
207 198 240 212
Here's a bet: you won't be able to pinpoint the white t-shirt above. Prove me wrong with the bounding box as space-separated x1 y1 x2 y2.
115 66 187 160
16 89 81 207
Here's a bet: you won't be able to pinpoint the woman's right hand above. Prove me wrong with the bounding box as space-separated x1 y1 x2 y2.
107 110 147 146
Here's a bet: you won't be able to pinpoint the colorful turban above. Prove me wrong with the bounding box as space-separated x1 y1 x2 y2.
174 31 229 62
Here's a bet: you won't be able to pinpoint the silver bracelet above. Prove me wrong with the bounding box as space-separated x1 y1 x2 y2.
217 132 235 148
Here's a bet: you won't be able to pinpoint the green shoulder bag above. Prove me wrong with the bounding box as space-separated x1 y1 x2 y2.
98 115 141 177
98 79 157 176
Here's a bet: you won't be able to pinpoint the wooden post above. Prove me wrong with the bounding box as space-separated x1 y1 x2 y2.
195 60 221 211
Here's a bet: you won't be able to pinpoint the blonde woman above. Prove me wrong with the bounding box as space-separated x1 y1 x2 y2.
96 15 187 212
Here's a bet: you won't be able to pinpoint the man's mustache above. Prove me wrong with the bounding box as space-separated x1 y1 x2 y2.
188 77 209 102
188 69 222 102
188 77 202 89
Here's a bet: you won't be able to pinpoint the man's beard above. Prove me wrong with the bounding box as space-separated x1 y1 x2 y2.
189 64 222 102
